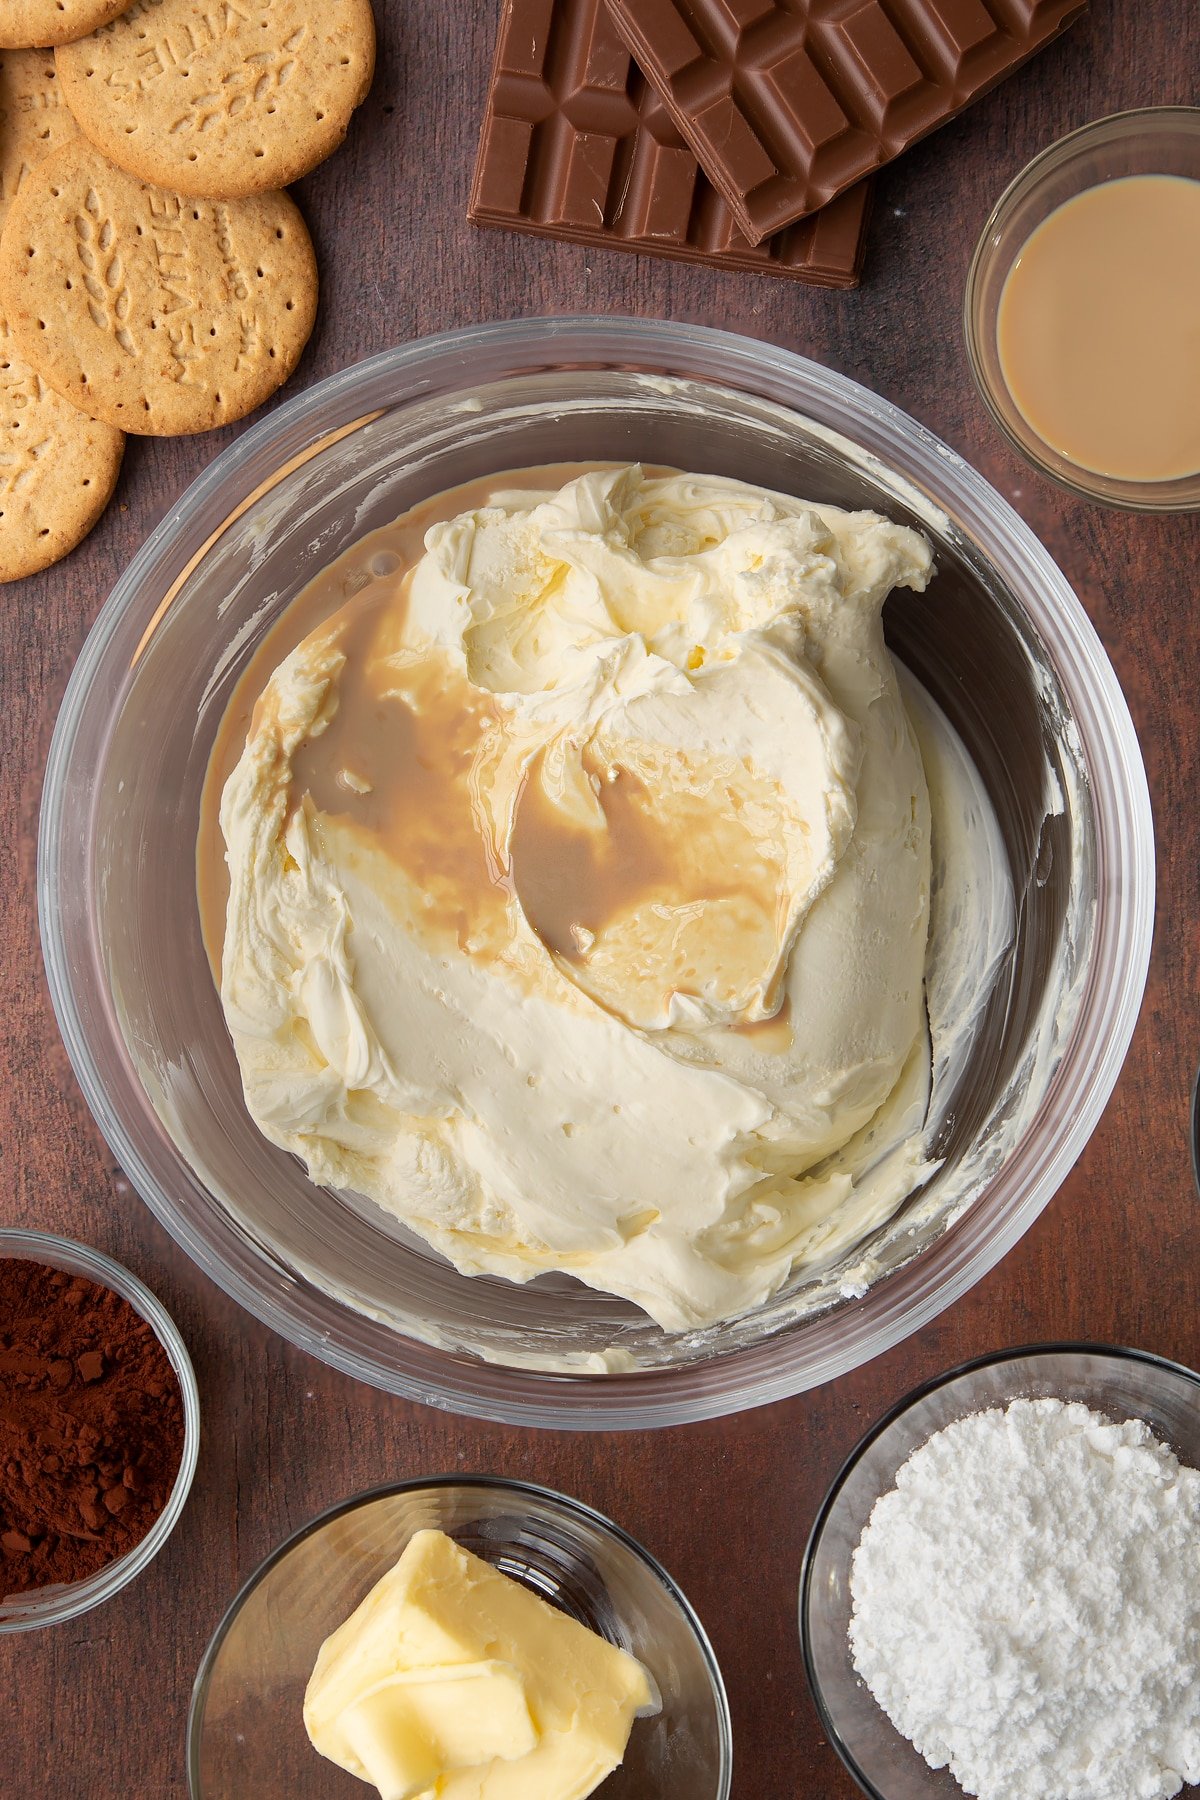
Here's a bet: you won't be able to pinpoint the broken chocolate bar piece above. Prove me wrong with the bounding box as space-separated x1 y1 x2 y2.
607 0 1085 243
470 0 872 285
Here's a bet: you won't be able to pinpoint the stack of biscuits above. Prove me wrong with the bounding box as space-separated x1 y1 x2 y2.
0 0 376 582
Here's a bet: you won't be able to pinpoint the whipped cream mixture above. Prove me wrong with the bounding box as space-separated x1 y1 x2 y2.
203 465 941 1332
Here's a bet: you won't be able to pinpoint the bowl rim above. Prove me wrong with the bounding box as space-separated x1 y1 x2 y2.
37 315 1156 1428
798 1339 1200 1799
0 1226 200 1633
963 104 1200 512
186 1471 733 1799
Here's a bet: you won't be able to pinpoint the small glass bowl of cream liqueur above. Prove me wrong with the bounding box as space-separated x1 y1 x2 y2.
966 107 1200 511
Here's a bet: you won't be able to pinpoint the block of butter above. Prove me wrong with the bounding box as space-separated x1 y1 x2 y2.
303 1527 660 1800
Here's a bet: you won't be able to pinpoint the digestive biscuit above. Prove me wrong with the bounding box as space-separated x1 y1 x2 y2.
56 0 375 198
0 137 318 435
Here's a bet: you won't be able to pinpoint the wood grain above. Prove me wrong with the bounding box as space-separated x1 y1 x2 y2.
2 0 1199 1793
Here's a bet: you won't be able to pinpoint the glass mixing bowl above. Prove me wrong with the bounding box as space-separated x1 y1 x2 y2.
38 317 1154 1428
188 1476 731 1800
799 1344 1200 1798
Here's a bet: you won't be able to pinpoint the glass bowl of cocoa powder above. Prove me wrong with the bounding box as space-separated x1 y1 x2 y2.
0 1228 200 1632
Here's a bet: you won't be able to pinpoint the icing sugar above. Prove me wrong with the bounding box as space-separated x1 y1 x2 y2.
849 1396 1200 1800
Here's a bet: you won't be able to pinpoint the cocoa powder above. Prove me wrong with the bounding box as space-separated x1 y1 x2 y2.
0 1257 185 1596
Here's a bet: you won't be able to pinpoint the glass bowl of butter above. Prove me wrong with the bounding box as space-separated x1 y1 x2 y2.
39 317 1153 1428
187 1475 731 1800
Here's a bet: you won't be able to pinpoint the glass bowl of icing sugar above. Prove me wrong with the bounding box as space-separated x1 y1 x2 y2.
801 1343 1200 1800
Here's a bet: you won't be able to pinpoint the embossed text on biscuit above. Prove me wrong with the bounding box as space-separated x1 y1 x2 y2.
102 2 259 93
214 205 253 301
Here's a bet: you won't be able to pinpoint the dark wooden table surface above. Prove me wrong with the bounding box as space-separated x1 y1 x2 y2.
3 2 1199 1793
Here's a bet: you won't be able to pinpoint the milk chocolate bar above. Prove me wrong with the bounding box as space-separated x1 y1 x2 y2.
470 0 872 286
606 0 1085 243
